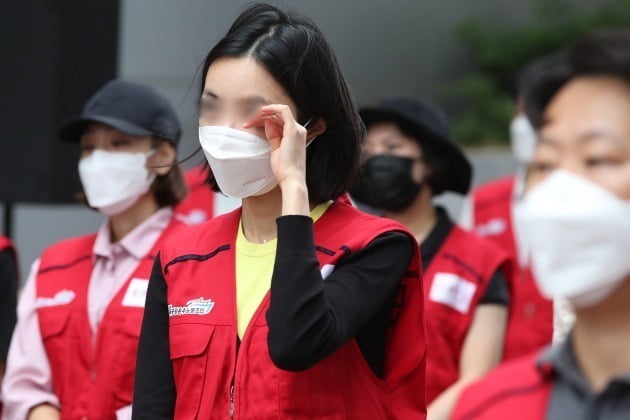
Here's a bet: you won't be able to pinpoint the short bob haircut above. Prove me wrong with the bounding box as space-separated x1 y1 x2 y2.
525 28 630 128
200 3 363 203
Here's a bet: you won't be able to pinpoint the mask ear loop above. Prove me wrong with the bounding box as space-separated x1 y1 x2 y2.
302 117 319 148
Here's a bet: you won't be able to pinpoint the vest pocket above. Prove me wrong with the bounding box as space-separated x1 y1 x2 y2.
169 322 215 419
38 309 72 403
39 309 71 338
113 311 145 406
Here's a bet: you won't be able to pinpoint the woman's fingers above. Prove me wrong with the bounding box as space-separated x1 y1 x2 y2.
243 104 307 149
262 105 308 150
264 117 283 149
243 104 290 128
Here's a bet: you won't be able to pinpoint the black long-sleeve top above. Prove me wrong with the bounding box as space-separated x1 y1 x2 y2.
133 215 415 419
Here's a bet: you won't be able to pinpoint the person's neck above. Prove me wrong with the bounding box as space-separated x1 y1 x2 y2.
241 187 284 244
109 193 161 243
385 189 437 243
572 277 630 392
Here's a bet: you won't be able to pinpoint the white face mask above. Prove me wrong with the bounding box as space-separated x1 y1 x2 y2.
515 170 630 308
199 126 278 198
509 114 537 165
79 150 156 216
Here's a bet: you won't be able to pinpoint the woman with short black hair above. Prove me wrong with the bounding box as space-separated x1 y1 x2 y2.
132 3 426 419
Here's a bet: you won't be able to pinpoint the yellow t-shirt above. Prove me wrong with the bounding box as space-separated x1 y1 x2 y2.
235 201 332 339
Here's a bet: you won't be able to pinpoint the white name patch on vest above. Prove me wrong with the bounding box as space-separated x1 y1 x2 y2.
122 278 150 307
175 209 208 226
475 218 507 237
169 297 215 316
429 272 477 314
35 289 76 308
320 264 335 280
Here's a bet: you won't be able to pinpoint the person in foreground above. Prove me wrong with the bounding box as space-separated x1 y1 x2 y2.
132 3 426 419
452 29 630 420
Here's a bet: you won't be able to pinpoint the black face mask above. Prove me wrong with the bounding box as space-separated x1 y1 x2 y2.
350 155 422 212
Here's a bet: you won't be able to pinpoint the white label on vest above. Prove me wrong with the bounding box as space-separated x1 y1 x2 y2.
320 264 335 280
475 218 507 237
35 289 76 308
175 209 209 226
121 278 149 307
429 272 477 314
169 297 215 316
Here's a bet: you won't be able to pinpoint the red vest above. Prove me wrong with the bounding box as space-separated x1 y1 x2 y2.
174 166 215 225
35 219 179 420
452 352 552 420
0 235 14 254
160 200 427 419
423 226 509 403
472 175 553 360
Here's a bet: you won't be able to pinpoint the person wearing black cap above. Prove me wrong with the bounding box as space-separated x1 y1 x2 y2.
351 97 510 420
1 79 186 420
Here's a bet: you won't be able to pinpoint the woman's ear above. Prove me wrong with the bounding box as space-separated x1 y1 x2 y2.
306 118 327 142
148 142 177 176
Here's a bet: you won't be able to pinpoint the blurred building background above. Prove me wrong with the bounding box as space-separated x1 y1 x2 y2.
0 0 623 280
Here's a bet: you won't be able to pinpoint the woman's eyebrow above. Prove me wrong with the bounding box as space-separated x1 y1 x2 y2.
201 91 272 109
202 89 218 98
577 130 625 145
239 95 272 106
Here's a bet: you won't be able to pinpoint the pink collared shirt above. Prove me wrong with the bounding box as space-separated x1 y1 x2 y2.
1 207 173 420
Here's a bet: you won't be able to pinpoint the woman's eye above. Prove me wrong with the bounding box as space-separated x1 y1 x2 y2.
243 105 259 117
200 101 217 114
586 157 617 167
112 139 131 148
529 161 555 174
80 144 94 152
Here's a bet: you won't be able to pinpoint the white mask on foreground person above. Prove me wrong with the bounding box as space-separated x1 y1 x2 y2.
79 149 156 216
516 170 630 308
199 121 315 199
199 126 278 198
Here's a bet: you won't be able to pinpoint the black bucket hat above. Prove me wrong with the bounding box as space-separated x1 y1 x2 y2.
360 97 472 195
58 79 182 145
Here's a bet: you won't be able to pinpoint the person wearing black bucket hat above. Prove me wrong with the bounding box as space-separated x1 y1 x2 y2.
2 79 187 420
351 97 511 420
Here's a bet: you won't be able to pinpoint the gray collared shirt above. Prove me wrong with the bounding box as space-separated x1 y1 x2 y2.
539 337 630 420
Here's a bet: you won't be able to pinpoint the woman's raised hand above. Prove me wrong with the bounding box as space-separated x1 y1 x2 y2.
244 104 309 189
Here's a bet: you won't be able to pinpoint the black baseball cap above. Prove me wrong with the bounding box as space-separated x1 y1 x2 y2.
58 79 182 145
360 97 472 195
